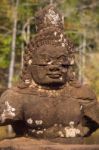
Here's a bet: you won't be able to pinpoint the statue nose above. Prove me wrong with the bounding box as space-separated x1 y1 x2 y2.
49 64 60 72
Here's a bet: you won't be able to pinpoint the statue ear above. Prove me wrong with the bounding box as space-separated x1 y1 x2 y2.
18 64 32 89
67 67 75 81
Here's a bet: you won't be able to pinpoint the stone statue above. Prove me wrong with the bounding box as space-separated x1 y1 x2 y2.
0 5 99 144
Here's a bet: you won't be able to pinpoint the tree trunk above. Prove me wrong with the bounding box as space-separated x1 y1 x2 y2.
50 0 53 4
8 0 19 88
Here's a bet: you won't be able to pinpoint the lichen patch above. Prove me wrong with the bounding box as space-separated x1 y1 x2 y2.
0 101 16 123
27 118 33 124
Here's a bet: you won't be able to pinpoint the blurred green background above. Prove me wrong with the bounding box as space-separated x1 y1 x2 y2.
0 0 99 143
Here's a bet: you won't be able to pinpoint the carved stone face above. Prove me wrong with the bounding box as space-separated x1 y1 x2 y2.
31 44 68 87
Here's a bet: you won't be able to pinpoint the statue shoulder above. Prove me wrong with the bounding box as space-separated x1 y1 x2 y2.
0 87 21 102
71 84 97 102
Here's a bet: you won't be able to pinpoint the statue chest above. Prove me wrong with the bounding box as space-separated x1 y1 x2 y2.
24 94 81 128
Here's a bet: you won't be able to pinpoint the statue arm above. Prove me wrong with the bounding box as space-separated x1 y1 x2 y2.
0 88 23 126
79 85 99 136
83 99 99 135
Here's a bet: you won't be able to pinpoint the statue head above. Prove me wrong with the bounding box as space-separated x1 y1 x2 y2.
19 5 77 89
32 44 68 87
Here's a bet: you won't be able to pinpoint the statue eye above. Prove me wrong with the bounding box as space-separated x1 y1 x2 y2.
58 56 69 67
38 54 51 65
45 57 51 63
58 56 67 63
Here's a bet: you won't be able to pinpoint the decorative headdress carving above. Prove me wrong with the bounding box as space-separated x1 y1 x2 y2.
35 4 64 32
18 4 78 88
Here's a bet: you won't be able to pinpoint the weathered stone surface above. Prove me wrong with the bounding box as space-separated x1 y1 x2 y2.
0 137 99 150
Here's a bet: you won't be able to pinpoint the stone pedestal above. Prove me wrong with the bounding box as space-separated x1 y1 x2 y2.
0 137 99 150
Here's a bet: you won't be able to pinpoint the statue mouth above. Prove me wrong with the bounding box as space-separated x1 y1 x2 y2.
47 73 61 79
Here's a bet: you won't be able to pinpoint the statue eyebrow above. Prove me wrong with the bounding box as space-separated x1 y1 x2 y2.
38 52 67 59
57 55 67 59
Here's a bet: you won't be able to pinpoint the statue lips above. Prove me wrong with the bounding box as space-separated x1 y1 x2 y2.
47 72 61 79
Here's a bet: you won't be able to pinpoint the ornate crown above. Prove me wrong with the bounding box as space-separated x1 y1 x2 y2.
35 4 64 32
33 4 75 53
